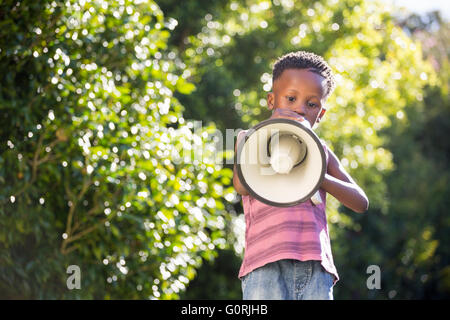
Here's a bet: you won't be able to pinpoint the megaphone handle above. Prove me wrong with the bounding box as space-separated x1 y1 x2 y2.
310 191 322 206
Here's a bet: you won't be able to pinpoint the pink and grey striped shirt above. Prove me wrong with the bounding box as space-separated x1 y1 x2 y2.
238 131 339 284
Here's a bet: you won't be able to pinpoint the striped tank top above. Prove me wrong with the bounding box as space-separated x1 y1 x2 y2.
238 132 339 284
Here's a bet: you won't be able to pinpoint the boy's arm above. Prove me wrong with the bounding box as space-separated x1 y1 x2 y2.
321 148 369 213
233 130 250 196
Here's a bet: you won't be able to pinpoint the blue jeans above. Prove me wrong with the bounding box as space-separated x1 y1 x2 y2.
241 259 334 300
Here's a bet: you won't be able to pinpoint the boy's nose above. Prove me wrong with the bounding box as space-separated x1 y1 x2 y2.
292 105 306 116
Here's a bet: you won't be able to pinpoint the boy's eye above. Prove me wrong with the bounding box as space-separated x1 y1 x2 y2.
308 102 318 108
286 96 296 102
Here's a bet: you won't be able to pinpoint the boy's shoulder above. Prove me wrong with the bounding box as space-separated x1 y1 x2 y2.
319 138 327 147
319 138 329 162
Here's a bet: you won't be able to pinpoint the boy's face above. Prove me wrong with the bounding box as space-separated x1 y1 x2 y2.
267 68 327 128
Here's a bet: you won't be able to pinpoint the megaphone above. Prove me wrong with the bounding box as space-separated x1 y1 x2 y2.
235 118 327 207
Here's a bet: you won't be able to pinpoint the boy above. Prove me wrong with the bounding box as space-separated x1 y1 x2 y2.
233 51 369 300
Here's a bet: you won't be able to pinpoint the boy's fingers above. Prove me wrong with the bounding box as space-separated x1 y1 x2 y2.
270 114 303 122
271 109 304 121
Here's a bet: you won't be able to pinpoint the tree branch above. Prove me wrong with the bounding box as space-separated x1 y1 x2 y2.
2 131 54 204
64 211 117 247
63 177 92 240
60 185 123 255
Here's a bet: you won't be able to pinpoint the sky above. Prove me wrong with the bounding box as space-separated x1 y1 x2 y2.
389 0 449 20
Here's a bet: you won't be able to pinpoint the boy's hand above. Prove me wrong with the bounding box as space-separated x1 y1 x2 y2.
233 130 250 196
269 109 311 128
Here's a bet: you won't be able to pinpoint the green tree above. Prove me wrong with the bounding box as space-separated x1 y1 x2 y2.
0 0 235 299
372 11 450 299
2 0 447 300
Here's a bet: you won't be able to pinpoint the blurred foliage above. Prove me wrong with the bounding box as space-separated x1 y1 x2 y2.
179 248 242 300
0 0 448 300
0 0 236 299
370 11 450 300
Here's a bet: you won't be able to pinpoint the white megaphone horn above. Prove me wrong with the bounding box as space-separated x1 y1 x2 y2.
235 117 327 207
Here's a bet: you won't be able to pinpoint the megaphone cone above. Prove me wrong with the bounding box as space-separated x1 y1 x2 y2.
235 118 326 207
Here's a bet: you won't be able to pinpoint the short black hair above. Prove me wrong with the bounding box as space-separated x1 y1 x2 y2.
272 51 336 100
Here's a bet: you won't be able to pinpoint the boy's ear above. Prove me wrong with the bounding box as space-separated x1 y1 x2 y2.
267 92 274 110
317 107 327 122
